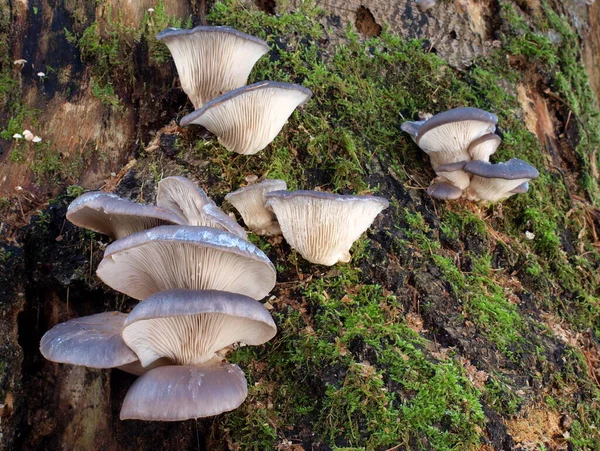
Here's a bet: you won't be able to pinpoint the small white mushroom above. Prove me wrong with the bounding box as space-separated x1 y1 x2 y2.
401 107 498 169
12 133 23 139
37 72 46 78
464 159 539 202
225 179 287 235
23 130 34 141
32 136 42 143
13 59 27 66
264 190 389 266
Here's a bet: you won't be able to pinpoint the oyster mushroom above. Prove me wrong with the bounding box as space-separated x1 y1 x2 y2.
264 190 389 266
180 81 312 155
156 26 269 108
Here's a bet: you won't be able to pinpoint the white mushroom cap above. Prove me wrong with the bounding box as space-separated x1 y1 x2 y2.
433 161 470 190
67 191 184 239
23 130 34 141
402 108 498 168
180 81 313 155
120 362 247 421
97 225 276 300
225 179 287 235
40 312 138 369
156 26 270 109
264 190 389 266
122 289 276 367
468 133 501 162
157 176 247 239
464 159 539 202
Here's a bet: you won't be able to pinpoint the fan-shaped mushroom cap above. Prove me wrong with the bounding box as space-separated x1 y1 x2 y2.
122 289 276 367
468 133 501 162
156 26 269 109
400 120 425 143
120 362 247 421
225 179 287 235
264 190 389 266
67 191 183 239
180 81 313 155
464 159 539 202
40 312 138 369
403 107 498 168
157 176 247 239
97 225 276 300
427 179 464 200
434 161 470 190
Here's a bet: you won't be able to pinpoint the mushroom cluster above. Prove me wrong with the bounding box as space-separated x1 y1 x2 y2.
225 179 389 266
157 26 312 155
40 176 279 421
401 107 539 202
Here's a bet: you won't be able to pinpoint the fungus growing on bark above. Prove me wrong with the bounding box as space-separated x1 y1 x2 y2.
225 179 287 235
401 107 498 169
122 289 276 367
96 225 276 300
156 176 247 239
468 133 501 162
120 362 248 420
119 289 276 421
156 26 270 108
464 159 539 202
67 191 183 239
264 190 389 266
40 312 138 370
180 81 313 155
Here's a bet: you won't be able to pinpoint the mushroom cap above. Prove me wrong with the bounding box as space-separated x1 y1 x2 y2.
122 289 276 367
427 179 464 200
120 362 248 421
40 312 138 369
433 161 470 190
97 225 276 300
156 26 269 109
400 120 426 142
468 133 501 162
67 191 183 239
264 190 389 266
411 107 498 166
225 179 287 235
464 159 539 202
180 81 313 155
156 176 247 239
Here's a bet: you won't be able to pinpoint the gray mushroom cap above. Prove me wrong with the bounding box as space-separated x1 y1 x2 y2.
264 190 389 266
122 289 277 367
404 107 498 168
97 225 276 300
120 362 248 421
427 180 464 200
225 179 287 236
464 159 539 202
40 312 138 369
468 133 502 162
156 176 247 239
156 26 269 109
67 191 183 239
180 81 313 155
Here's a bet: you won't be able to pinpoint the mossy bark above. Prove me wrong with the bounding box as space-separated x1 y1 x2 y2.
1 1 600 450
